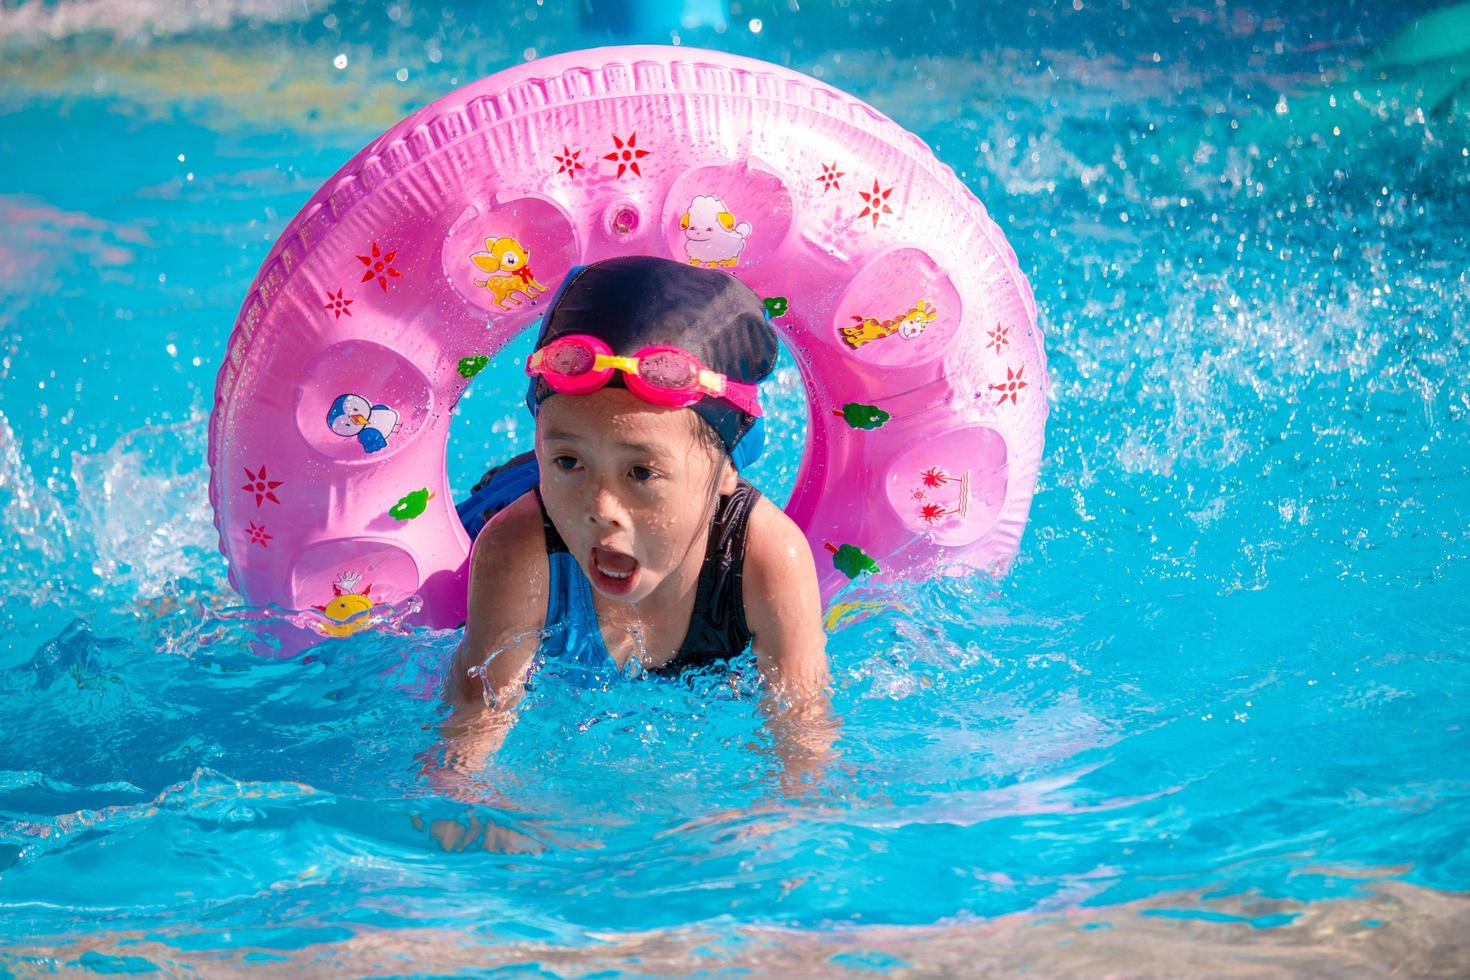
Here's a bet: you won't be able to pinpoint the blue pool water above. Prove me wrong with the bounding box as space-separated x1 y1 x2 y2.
3 0 1470 972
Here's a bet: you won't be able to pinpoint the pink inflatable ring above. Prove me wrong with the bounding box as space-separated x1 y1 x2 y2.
208 45 1048 635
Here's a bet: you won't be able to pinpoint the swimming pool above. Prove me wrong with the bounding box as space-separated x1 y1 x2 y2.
3 0 1469 973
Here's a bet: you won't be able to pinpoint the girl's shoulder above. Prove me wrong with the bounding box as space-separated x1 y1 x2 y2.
741 494 821 602
466 490 551 634
471 490 548 574
743 494 809 564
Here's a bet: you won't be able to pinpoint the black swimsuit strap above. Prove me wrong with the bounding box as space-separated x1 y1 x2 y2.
651 478 760 677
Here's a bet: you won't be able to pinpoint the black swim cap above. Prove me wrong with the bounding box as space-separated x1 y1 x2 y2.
526 255 778 456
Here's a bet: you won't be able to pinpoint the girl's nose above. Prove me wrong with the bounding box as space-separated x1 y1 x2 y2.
586 482 627 528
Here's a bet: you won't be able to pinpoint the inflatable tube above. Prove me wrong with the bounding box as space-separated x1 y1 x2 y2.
208 45 1048 635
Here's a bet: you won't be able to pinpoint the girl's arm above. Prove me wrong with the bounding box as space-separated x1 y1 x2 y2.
741 498 840 794
430 493 550 795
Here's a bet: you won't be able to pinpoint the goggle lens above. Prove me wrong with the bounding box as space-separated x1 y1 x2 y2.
545 341 597 376
638 350 698 389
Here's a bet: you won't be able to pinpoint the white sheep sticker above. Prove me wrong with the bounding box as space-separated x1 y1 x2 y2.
679 194 753 267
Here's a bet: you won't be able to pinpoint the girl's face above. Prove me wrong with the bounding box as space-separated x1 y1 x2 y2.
535 387 737 604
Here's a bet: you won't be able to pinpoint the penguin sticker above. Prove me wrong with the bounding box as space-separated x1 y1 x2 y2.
327 393 400 454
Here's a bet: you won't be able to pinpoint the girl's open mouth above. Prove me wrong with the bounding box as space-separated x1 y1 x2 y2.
590 546 639 596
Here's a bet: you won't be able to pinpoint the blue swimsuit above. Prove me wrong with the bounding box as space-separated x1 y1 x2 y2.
457 452 759 676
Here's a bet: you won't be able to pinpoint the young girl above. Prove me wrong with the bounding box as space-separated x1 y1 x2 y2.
437 256 831 782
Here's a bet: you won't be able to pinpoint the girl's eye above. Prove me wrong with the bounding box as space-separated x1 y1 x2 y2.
629 466 657 483
552 455 579 471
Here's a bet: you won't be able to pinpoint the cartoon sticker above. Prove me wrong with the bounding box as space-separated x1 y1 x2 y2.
314 571 375 638
470 236 547 310
911 466 972 526
680 195 752 268
327 394 400 454
833 402 891 430
826 542 879 579
457 355 489 379
840 299 938 350
389 488 433 521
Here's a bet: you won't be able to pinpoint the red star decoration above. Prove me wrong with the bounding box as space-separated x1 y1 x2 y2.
603 132 650 178
356 241 403 292
323 289 353 319
920 502 952 524
817 162 844 192
986 322 1009 353
241 465 284 506
857 179 894 227
555 146 587 179
245 521 272 547
991 364 1028 406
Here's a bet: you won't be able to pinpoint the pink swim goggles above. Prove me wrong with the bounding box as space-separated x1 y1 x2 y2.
525 334 763 417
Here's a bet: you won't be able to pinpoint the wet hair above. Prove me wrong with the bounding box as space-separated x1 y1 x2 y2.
687 409 728 463
686 407 733 515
